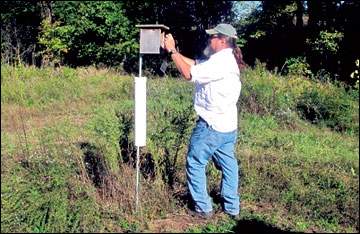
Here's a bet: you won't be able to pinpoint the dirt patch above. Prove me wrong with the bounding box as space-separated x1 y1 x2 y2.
148 214 196 232
146 212 219 233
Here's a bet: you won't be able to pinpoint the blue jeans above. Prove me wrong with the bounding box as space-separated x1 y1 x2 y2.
186 117 240 215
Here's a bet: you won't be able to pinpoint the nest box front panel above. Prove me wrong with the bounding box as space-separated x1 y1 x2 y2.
140 28 161 54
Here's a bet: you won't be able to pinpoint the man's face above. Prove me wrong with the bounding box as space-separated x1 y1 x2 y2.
203 34 219 57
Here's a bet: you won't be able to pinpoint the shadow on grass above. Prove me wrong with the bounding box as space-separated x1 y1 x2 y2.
232 219 300 234
212 191 301 233
174 189 301 233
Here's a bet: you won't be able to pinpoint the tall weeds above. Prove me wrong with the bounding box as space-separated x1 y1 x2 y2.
1 65 358 232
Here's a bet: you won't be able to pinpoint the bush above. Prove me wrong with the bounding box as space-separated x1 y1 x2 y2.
283 56 313 77
296 82 359 134
240 64 359 134
146 78 197 186
240 64 298 123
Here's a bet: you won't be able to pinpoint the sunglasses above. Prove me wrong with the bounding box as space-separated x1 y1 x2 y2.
208 34 221 42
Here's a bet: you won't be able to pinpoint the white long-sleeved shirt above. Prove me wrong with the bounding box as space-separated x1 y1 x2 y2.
190 48 241 133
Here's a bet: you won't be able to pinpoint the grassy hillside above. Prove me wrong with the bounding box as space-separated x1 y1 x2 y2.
1 64 359 233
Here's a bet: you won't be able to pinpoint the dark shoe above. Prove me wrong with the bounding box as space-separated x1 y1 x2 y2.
224 211 239 220
188 209 213 219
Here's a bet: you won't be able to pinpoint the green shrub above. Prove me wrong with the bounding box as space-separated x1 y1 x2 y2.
283 56 313 77
85 78 196 187
296 82 359 134
240 65 359 134
145 78 196 185
240 65 297 123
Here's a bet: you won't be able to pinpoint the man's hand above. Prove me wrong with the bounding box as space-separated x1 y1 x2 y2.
164 33 176 53
163 33 195 79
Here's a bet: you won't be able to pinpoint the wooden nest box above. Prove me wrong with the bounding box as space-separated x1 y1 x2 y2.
135 24 170 54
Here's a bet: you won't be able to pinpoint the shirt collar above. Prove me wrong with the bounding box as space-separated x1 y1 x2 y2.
210 48 233 58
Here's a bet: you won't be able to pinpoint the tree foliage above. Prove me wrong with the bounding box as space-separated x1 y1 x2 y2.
1 1 359 83
1 1 42 66
50 1 140 67
1 1 233 74
237 1 359 84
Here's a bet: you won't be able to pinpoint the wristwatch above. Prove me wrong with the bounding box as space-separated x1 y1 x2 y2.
170 49 177 55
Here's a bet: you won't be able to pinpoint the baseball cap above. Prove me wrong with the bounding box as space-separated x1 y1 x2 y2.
206 24 237 39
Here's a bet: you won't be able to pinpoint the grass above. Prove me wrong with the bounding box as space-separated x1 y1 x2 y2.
237 113 358 232
1 64 359 233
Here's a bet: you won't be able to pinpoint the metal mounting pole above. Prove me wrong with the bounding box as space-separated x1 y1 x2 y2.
135 53 144 213
139 54 143 77
135 146 140 212
136 53 142 214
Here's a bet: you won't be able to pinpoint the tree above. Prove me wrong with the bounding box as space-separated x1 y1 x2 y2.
235 0 360 84
238 1 302 70
1 1 42 66
50 1 140 67
36 1 73 67
1 1 235 73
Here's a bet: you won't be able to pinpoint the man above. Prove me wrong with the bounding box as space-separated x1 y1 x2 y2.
164 23 245 219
